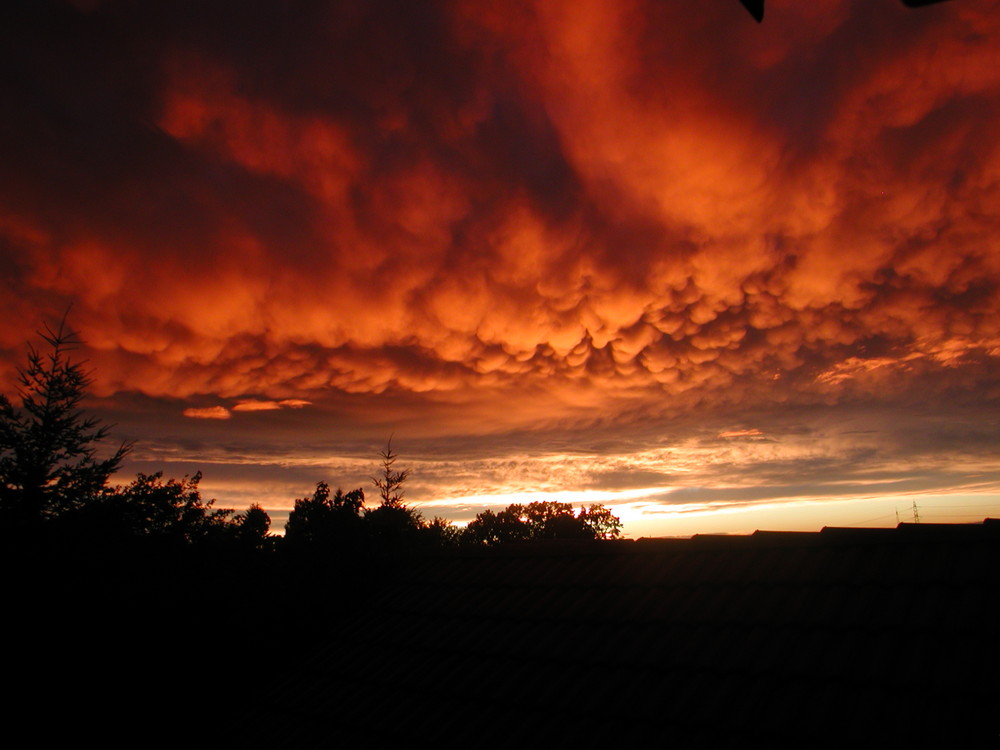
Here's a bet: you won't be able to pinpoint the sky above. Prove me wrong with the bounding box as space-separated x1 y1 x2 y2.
3 0 1000 536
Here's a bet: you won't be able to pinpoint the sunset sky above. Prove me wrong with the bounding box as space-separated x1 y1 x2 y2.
3 0 1000 536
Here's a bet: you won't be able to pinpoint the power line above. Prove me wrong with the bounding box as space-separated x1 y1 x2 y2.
844 513 898 527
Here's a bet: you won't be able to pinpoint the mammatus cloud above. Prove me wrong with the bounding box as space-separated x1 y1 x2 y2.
2 1 1000 527
2 0 997 432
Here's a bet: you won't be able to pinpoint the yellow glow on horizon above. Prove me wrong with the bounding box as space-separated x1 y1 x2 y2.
414 486 673 511
618 491 1000 538
144 451 1000 540
416 488 1000 539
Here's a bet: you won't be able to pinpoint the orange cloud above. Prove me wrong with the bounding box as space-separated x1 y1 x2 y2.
232 399 313 412
182 406 231 420
1 0 998 443
719 429 765 439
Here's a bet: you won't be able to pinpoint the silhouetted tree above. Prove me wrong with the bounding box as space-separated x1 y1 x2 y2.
366 440 429 549
578 504 624 540
521 501 593 539
365 502 424 549
233 503 271 550
463 507 531 545
106 471 236 543
422 516 462 547
371 437 409 508
463 501 623 545
284 482 365 547
0 319 131 527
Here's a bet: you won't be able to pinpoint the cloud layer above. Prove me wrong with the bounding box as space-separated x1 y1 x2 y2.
2 0 999 527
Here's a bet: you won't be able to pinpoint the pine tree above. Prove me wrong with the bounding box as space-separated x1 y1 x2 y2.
0 318 131 525
371 437 409 508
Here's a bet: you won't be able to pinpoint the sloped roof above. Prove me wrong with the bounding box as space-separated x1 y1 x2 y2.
250 521 999 746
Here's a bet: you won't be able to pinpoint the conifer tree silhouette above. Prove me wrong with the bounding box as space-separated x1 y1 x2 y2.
0 318 131 525
371 437 409 508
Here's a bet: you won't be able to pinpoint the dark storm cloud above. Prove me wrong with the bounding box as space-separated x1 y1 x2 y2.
2 0 999 523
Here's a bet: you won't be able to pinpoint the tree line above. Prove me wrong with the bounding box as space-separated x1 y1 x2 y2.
0 321 623 554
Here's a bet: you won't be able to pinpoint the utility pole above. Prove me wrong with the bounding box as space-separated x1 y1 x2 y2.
912 501 920 524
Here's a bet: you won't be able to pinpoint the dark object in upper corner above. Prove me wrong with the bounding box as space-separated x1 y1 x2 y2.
740 0 764 22
740 0 952 23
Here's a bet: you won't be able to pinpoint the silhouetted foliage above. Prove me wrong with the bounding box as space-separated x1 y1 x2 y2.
463 501 623 545
371 437 409 508
423 516 462 547
0 324 629 565
105 471 238 544
365 502 423 549
463 507 531 545
521 501 594 539
285 482 366 547
0 319 131 527
578 504 624 539
234 503 272 550
365 441 449 551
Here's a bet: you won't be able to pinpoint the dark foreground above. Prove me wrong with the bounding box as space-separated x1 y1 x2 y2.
8 521 998 746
